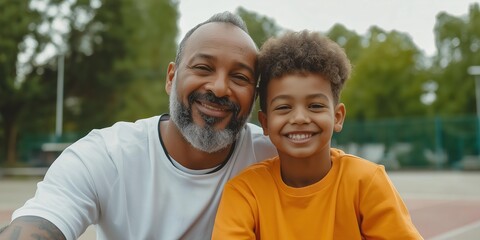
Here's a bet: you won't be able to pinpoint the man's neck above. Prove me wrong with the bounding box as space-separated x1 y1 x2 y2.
160 119 233 170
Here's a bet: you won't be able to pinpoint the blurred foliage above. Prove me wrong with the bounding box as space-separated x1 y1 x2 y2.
0 1 42 165
1 2 480 165
61 0 178 130
339 27 429 120
237 6 281 48
112 0 178 123
0 0 179 166
430 3 480 116
327 3 480 121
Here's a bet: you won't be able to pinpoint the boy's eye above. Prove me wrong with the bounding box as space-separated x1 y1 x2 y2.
309 103 325 110
273 105 290 111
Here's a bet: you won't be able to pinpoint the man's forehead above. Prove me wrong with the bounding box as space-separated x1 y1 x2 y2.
185 22 257 53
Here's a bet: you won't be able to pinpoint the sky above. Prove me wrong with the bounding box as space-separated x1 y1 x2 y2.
178 0 478 56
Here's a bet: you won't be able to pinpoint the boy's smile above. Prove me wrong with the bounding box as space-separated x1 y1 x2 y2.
286 132 315 143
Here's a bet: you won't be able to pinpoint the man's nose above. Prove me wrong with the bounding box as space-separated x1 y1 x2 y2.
205 74 231 98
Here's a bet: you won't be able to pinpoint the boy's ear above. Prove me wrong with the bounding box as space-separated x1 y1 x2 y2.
334 103 346 132
165 62 176 95
258 110 269 136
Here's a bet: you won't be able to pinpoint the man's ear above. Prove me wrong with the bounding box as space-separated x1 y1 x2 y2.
334 103 346 132
165 62 176 95
258 110 269 136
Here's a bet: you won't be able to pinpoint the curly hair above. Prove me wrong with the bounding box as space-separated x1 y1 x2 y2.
258 30 351 112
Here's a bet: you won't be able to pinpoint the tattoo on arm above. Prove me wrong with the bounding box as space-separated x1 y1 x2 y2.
0 225 8 234
11 226 21 239
0 216 66 240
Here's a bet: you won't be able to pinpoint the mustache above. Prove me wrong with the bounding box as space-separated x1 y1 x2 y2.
188 91 240 114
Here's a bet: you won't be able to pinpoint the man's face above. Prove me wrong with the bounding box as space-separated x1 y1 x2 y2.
166 22 258 153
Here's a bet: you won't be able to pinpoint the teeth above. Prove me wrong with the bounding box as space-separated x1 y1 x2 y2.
288 133 312 140
201 102 226 111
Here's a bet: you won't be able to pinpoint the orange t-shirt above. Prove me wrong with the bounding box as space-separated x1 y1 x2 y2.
213 148 423 240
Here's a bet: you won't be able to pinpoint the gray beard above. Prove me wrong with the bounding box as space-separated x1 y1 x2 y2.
168 80 249 153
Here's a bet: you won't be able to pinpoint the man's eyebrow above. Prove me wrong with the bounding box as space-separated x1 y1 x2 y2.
188 53 215 64
235 61 255 77
187 53 255 76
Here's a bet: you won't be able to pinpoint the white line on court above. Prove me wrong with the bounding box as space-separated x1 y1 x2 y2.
429 219 480 240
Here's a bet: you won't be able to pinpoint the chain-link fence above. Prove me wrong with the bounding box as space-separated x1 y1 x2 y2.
333 115 480 170
16 132 84 167
8 115 480 170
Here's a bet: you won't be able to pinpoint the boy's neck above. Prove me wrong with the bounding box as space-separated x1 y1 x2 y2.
279 151 332 188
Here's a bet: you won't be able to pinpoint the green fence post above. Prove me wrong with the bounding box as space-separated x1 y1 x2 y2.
434 116 444 169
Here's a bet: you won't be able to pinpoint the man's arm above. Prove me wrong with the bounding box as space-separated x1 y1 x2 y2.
0 216 65 240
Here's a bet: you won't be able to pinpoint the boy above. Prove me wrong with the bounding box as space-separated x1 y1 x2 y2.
212 30 423 239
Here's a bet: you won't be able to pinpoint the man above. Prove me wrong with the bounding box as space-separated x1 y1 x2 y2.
0 12 276 240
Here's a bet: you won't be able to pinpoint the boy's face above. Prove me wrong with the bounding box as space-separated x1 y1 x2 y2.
258 73 345 159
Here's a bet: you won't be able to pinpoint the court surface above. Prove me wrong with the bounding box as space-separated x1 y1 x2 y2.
1 171 479 239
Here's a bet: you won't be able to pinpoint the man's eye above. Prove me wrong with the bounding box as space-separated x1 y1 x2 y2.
191 65 212 71
231 74 253 86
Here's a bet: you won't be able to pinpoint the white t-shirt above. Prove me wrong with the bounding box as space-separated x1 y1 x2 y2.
12 115 277 240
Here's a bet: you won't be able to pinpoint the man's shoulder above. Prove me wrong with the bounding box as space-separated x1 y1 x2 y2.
109 115 159 132
244 122 270 143
240 122 277 161
94 115 160 140
71 115 160 157
245 122 263 134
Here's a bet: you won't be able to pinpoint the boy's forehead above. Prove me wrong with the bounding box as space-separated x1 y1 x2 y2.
268 73 333 94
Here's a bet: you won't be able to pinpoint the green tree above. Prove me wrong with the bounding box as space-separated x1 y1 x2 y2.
340 26 428 120
0 1 42 165
431 3 480 116
113 0 178 122
327 23 364 63
0 0 179 165
236 7 281 48
58 0 178 132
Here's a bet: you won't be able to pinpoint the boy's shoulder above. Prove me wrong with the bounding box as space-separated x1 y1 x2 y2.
228 156 279 185
242 156 278 174
332 148 384 176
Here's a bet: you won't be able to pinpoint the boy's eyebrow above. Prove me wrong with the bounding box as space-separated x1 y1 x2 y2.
270 93 329 104
270 95 291 104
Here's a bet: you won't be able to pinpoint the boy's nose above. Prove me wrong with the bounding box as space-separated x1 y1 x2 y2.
290 108 311 124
